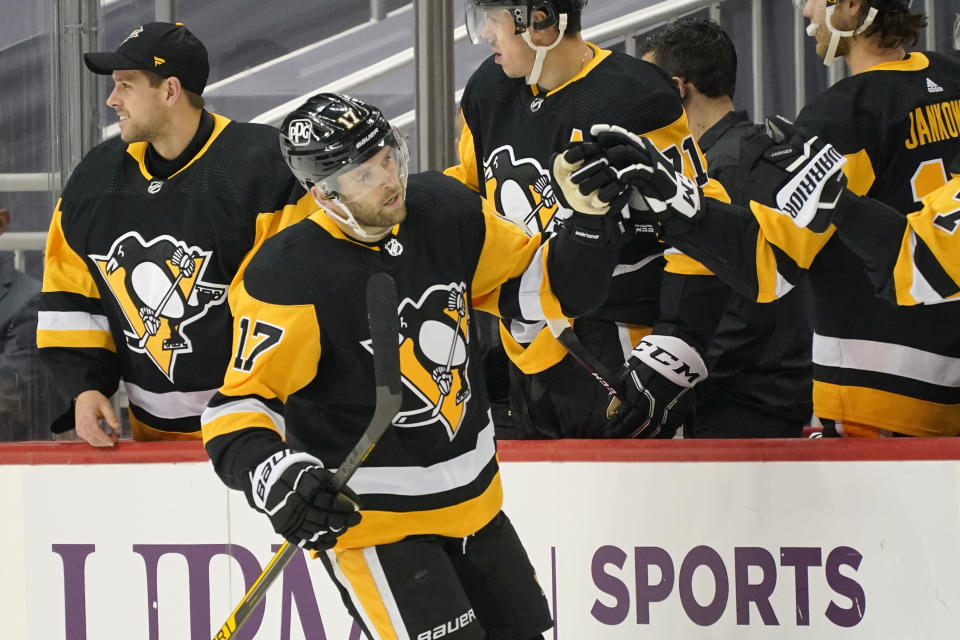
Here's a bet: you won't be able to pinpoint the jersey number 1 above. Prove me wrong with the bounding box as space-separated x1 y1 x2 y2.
233 317 284 372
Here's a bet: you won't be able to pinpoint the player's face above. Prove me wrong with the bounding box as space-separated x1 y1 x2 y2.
107 70 168 143
801 0 852 59
480 9 536 79
334 146 408 228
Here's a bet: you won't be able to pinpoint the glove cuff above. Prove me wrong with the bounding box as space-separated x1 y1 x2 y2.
828 188 862 230
628 335 707 389
247 449 324 513
569 210 632 247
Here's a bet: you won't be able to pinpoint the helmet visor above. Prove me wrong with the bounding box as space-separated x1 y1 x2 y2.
320 126 410 205
465 2 529 44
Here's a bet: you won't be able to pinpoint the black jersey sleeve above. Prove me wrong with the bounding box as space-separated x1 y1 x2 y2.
37 200 122 402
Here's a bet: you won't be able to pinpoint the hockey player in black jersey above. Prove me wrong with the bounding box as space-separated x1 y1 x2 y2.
38 23 315 446
202 93 628 640
640 18 813 439
565 0 960 438
449 0 732 439
559 103 960 437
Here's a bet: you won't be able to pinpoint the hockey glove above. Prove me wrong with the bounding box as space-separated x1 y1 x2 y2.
245 449 361 551
606 335 707 439
589 124 704 222
739 115 855 233
551 144 632 246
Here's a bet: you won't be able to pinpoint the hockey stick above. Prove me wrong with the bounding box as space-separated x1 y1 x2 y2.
212 272 402 640
545 318 623 418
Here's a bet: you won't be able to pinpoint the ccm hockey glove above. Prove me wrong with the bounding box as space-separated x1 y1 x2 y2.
739 115 856 233
606 335 707 439
245 449 361 551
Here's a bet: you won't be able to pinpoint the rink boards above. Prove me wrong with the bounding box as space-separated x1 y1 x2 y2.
1 438 958 640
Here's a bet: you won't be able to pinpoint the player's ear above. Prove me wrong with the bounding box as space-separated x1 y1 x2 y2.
671 76 686 100
309 185 330 206
162 75 184 106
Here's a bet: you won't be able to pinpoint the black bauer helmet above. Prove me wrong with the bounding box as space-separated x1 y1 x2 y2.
279 92 408 199
465 0 587 43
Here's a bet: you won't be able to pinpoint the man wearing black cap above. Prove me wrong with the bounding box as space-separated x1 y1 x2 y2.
38 22 316 447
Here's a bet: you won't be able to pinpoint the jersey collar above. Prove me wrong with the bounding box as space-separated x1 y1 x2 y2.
125 112 231 181
531 41 611 98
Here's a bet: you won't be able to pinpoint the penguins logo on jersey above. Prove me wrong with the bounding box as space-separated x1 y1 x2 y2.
90 232 227 381
363 282 471 440
483 145 566 234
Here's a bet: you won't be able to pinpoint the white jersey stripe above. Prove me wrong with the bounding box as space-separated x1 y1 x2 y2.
37 310 111 333
200 396 286 436
125 383 219 420
908 231 950 305
612 252 664 278
345 417 496 498
517 244 548 320
813 333 960 388
364 547 411 640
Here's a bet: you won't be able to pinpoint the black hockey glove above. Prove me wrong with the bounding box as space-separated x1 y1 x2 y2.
588 124 704 223
739 115 856 233
245 449 361 551
550 144 633 247
606 335 707 439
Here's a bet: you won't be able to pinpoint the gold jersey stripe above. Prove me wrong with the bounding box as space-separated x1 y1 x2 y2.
664 252 714 276
41 205 102 298
444 117 480 193
750 201 836 269
129 412 201 442
335 472 504 549
220 281 321 403
842 148 876 196
813 381 960 436
499 323 568 374
201 410 282 444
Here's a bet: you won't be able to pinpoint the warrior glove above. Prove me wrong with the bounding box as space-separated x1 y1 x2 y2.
245 449 361 551
551 141 633 246
606 335 707 439
740 115 856 233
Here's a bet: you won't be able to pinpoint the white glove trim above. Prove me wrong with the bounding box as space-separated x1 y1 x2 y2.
774 141 846 228
630 335 707 390
249 449 324 515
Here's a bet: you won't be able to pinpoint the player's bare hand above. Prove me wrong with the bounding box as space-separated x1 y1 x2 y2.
74 390 121 447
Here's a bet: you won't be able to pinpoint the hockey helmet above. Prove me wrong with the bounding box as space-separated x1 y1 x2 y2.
280 92 408 202
465 0 587 44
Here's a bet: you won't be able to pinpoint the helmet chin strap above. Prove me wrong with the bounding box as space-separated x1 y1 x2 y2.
317 196 393 242
521 13 568 86
817 3 878 66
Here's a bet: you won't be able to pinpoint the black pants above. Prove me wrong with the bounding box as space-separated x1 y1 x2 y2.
322 512 552 640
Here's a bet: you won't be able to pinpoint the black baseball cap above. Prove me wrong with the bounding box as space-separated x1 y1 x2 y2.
83 22 209 95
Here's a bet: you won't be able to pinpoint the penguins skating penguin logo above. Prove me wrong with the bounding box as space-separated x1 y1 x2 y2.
483 145 566 234
362 282 471 440
90 232 227 380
